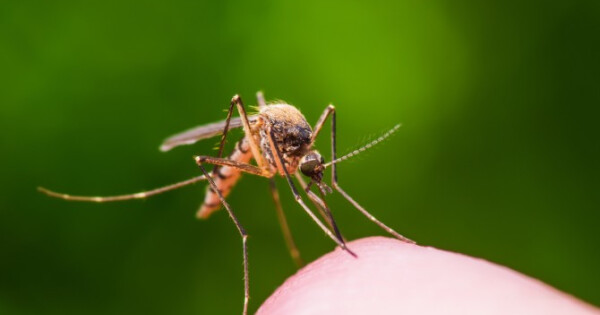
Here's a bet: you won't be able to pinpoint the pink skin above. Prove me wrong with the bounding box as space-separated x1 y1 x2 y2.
258 237 600 315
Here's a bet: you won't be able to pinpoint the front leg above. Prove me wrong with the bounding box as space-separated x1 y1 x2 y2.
314 104 415 243
266 126 356 257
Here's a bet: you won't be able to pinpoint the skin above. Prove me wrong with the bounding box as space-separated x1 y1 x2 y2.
258 236 600 315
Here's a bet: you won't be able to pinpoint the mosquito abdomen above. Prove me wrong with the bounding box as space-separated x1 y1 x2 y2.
197 137 252 219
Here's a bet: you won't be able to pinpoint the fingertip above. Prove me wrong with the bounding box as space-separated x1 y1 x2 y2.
258 237 599 315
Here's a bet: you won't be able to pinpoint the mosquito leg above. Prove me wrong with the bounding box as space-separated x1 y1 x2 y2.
310 104 335 146
203 97 239 214
197 162 250 315
215 97 236 160
202 95 267 218
322 105 415 244
231 95 269 170
266 127 356 257
206 95 239 179
194 156 272 178
37 175 208 202
193 99 236 217
334 185 414 244
269 179 304 267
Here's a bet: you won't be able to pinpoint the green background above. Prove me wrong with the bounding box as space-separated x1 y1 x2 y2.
1 0 599 314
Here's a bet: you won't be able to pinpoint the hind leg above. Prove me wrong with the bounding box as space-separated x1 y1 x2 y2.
269 179 304 267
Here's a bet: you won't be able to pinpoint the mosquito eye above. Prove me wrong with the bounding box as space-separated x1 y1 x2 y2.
300 160 319 176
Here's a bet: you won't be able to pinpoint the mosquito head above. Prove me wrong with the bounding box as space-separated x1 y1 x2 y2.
299 150 325 181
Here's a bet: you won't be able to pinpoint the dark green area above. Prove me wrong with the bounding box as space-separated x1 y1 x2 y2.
1 0 599 314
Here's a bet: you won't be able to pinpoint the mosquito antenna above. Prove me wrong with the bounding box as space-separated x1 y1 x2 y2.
324 124 401 168
38 174 208 202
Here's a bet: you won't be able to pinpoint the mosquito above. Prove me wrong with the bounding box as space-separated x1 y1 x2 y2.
38 92 414 315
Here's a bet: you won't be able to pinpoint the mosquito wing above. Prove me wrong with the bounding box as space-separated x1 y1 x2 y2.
160 115 258 152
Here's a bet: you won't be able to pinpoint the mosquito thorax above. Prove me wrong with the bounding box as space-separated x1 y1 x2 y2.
258 104 313 174
299 151 325 180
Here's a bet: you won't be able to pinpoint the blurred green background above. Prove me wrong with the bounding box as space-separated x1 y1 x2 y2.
1 0 599 314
